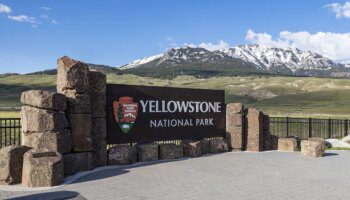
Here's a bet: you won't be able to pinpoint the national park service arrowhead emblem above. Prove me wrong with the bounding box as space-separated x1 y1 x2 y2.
113 97 138 134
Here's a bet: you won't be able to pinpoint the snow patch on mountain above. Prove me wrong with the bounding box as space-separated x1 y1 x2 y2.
118 44 345 75
221 45 335 72
120 54 163 69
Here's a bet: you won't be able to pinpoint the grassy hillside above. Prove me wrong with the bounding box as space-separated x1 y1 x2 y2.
1 74 350 118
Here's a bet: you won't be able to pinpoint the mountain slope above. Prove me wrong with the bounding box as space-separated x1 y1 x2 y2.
120 44 350 78
28 63 123 75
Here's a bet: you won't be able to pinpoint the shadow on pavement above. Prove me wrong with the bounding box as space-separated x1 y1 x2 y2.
70 153 223 185
6 191 86 200
323 152 338 157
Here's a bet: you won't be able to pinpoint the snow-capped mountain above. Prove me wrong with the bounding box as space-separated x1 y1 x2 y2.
119 44 349 77
221 45 336 72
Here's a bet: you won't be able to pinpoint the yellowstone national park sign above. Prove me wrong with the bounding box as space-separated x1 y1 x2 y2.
106 84 225 143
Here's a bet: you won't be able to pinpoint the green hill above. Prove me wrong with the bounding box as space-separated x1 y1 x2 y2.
1 74 350 118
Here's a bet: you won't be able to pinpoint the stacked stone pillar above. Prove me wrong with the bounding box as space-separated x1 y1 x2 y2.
89 71 107 166
262 114 271 151
57 56 95 175
226 103 244 151
19 90 69 187
246 108 263 151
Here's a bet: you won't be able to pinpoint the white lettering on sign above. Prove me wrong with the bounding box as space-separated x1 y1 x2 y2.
150 118 214 128
139 100 221 113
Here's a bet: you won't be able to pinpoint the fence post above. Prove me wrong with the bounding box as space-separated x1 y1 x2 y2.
286 117 289 137
328 118 332 139
345 119 348 137
308 118 312 138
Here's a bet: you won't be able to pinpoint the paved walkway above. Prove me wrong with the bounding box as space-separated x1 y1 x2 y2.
1 150 350 200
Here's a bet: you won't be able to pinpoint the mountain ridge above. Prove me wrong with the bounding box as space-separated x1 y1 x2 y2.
119 44 350 78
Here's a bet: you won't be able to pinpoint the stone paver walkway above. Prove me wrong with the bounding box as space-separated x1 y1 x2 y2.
1 150 350 200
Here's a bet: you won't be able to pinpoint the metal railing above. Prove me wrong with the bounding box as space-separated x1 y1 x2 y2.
1 117 349 148
270 117 349 140
0 118 21 148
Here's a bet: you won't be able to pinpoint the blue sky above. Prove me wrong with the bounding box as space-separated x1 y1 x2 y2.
0 0 350 73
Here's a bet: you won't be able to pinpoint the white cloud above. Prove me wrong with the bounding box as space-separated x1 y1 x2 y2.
40 7 51 11
51 19 58 24
0 3 11 14
198 40 230 51
325 2 350 19
246 29 350 63
8 15 38 24
40 14 49 19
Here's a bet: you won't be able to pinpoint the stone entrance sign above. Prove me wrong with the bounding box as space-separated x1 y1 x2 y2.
106 84 226 143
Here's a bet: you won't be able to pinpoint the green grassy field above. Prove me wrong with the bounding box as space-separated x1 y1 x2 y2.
1 74 350 118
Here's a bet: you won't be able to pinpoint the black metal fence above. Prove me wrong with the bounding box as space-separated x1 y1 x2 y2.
1 117 350 148
270 117 349 140
0 118 21 148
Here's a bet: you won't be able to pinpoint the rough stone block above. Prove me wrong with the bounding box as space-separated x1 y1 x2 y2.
159 144 183 160
246 108 263 152
22 129 72 154
92 117 107 142
263 114 270 151
91 95 106 118
0 145 31 185
301 138 325 157
63 152 95 175
89 71 106 118
57 56 89 93
270 135 279 150
227 103 243 114
89 71 106 94
226 124 244 151
22 150 64 187
209 139 229 153
201 139 210 154
94 140 107 167
21 90 66 112
278 138 298 152
62 90 91 114
108 145 137 165
21 106 68 133
182 140 202 157
137 143 159 162
69 114 93 151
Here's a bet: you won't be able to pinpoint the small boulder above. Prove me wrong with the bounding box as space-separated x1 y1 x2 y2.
301 139 325 157
21 90 66 112
108 145 137 165
137 143 159 162
182 140 202 157
159 144 183 160
22 150 64 187
209 139 229 153
63 152 95 175
0 145 31 185
278 138 298 152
